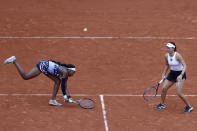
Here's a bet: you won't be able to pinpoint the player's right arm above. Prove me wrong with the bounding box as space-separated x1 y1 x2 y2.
162 53 169 79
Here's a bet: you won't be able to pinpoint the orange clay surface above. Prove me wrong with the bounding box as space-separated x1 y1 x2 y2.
1 0 197 131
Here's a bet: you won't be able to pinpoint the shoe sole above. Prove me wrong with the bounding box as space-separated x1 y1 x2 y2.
49 104 62 106
4 61 12 64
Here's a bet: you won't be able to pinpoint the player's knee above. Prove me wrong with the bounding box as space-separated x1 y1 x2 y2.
162 87 168 92
55 79 61 85
22 74 30 80
23 76 29 80
177 90 183 97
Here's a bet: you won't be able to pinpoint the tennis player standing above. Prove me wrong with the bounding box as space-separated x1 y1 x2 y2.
155 42 193 113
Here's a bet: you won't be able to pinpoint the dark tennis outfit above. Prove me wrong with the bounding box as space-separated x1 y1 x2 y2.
36 60 62 77
166 52 186 82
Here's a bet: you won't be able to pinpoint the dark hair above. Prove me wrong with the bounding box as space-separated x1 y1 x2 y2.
168 41 177 51
51 60 75 68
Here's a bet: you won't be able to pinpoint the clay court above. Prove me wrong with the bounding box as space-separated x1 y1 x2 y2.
1 0 197 131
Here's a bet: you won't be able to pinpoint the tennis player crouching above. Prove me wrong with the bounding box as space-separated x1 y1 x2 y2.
4 56 76 106
155 42 193 113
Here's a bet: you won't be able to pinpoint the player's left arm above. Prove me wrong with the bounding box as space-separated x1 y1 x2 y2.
176 52 186 80
59 66 75 103
61 78 69 96
61 78 73 101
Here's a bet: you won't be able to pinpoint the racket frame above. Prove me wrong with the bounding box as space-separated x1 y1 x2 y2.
143 78 165 101
73 98 95 109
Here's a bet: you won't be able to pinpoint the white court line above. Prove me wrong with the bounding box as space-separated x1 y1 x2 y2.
0 94 197 96
0 94 96 96
100 95 109 131
0 94 98 96
103 94 197 97
0 36 197 40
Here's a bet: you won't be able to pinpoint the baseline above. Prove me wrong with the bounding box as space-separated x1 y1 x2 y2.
0 94 197 96
0 36 197 40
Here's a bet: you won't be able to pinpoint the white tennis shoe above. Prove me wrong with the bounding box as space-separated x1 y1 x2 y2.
63 95 76 103
68 98 76 103
4 56 16 64
49 100 62 106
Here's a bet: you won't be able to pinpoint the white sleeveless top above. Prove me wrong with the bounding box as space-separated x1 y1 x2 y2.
167 52 183 71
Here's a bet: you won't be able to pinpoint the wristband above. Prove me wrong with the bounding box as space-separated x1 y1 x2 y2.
64 95 71 99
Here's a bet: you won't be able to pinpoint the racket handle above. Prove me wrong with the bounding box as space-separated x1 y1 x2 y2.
158 78 165 85
72 100 79 104
68 98 77 104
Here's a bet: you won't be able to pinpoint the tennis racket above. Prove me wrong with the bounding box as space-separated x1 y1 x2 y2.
72 98 95 109
143 78 165 102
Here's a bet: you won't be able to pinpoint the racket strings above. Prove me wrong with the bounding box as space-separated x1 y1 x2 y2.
79 99 95 109
143 86 157 101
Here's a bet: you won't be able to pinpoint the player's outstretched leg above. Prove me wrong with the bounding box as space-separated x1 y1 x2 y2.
4 56 41 80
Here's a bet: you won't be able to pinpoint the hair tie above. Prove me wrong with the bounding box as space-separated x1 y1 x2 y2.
67 68 76 71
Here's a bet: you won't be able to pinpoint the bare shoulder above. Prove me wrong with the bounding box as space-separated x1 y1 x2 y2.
164 53 168 63
165 53 168 59
175 52 182 59
176 52 186 63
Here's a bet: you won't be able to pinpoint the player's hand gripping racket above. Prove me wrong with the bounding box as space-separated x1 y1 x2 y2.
143 78 165 102
71 98 95 109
